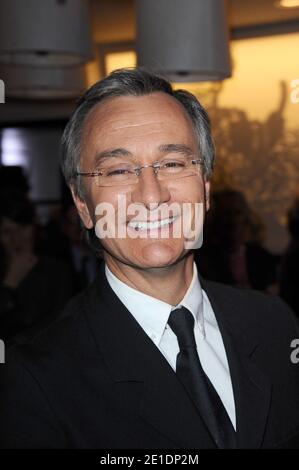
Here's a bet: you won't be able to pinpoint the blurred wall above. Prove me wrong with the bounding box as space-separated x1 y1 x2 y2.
207 32 299 253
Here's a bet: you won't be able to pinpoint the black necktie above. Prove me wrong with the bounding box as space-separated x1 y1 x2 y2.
168 306 236 449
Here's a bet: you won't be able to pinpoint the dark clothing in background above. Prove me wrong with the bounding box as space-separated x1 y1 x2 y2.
1 265 298 449
195 242 278 291
0 256 74 346
40 221 99 293
280 240 299 318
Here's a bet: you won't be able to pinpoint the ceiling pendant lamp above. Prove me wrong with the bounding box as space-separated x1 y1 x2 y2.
0 0 92 67
136 0 231 82
0 64 86 99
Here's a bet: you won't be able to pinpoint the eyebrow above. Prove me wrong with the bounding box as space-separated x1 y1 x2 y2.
94 148 133 164
158 143 194 156
93 143 194 165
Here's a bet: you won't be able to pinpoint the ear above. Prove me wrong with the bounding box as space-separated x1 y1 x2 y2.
70 186 94 229
204 180 211 212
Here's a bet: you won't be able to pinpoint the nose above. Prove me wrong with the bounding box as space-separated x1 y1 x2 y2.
130 166 171 210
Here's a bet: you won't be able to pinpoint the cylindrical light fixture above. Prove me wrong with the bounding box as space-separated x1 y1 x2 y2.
0 0 92 66
136 0 231 82
0 64 86 99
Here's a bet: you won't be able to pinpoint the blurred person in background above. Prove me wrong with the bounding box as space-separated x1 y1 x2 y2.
41 202 99 293
280 197 299 317
0 166 29 196
0 189 74 346
195 189 279 292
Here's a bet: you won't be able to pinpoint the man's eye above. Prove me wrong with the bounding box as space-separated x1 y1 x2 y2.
164 161 185 168
106 168 133 176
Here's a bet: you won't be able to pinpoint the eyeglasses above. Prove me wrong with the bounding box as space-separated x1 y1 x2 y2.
75 156 204 187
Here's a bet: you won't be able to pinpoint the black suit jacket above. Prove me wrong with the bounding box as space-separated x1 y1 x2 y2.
1 264 299 449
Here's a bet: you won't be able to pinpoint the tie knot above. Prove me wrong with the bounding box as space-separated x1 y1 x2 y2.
168 307 196 350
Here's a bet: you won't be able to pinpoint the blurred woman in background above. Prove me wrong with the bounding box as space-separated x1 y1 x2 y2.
0 190 74 346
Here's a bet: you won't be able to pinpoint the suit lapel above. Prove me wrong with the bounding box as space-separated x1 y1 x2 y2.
140 337 217 449
201 278 272 449
82 265 272 448
83 266 216 449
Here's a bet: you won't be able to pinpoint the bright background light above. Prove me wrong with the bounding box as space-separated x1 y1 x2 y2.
1 128 28 167
276 0 299 9
1 127 62 202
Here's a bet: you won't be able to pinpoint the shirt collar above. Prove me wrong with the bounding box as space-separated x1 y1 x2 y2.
105 262 205 347
174 263 205 335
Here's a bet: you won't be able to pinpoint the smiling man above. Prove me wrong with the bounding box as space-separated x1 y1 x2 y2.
1 68 299 449
72 85 207 299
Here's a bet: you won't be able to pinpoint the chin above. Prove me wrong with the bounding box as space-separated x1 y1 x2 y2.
132 239 186 268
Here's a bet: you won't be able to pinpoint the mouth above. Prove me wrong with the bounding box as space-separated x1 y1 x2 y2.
127 215 179 232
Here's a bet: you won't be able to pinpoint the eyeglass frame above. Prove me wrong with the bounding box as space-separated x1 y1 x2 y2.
75 157 204 186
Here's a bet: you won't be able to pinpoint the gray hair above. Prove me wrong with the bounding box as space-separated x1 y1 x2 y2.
61 67 215 200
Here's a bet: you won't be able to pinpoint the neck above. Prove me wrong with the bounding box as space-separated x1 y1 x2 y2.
105 253 194 305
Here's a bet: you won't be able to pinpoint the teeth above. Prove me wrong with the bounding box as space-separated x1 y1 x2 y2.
128 217 176 231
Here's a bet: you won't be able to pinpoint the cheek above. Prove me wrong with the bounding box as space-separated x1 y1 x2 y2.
92 188 133 238
167 177 205 203
90 187 131 210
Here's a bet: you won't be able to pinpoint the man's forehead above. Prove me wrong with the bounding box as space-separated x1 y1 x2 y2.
79 93 198 163
83 92 191 132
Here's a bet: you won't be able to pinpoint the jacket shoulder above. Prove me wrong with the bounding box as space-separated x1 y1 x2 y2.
202 278 299 340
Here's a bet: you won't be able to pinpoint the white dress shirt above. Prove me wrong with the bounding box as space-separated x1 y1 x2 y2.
105 262 236 429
